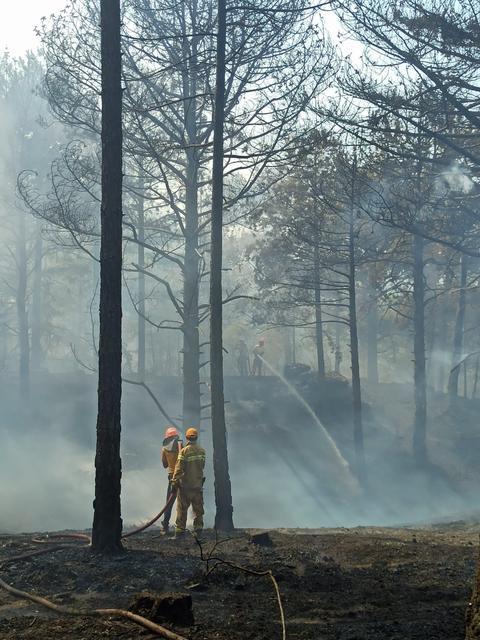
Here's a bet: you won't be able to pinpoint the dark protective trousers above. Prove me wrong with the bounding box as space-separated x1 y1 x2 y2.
161 474 176 530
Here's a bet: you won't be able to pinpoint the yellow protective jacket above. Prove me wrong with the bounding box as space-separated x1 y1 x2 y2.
172 442 206 490
162 437 183 475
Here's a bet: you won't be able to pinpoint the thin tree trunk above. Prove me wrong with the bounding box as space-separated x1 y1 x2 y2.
335 317 341 374
91 0 123 554
426 298 437 390
448 254 468 401
210 0 234 532
473 356 479 399
366 289 379 385
137 170 146 380
183 207 201 427
292 326 296 364
434 269 452 393
182 0 201 429
413 233 427 465
16 209 29 399
349 180 365 483
313 243 325 378
30 224 43 372
284 326 293 366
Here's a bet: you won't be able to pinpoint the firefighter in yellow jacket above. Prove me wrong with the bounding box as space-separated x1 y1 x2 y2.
161 426 183 534
171 427 206 538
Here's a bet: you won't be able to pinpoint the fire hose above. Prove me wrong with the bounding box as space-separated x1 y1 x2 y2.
32 489 178 545
0 490 190 639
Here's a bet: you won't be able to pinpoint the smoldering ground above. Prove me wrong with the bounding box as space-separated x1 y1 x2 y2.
1 371 480 534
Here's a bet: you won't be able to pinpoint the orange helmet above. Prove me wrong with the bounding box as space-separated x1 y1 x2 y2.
186 427 198 440
165 426 179 438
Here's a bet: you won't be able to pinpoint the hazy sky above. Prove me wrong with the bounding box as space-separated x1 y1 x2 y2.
0 1 66 55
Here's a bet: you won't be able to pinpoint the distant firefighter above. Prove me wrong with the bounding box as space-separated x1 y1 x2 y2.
236 339 250 376
251 337 265 376
172 427 206 539
161 426 183 534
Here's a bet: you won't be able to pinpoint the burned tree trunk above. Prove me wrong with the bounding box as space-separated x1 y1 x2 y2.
30 225 43 373
210 0 234 532
91 0 124 554
366 276 379 385
473 356 480 399
137 170 146 380
434 268 452 393
348 198 365 483
313 242 325 378
412 233 427 465
448 254 468 401
182 0 201 429
335 312 342 375
182 170 201 427
16 209 29 399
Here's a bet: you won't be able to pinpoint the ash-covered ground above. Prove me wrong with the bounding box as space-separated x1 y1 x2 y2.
0 523 477 639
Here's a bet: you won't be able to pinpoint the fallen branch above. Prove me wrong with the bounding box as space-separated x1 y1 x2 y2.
0 549 188 640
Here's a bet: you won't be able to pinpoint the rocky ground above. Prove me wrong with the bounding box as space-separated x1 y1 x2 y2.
0 523 478 640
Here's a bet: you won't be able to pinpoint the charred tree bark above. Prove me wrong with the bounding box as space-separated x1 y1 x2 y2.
348 187 365 483
16 209 29 399
137 170 146 380
412 233 427 465
91 0 123 554
182 0 201 429
210 0 234 532
448 254 468 401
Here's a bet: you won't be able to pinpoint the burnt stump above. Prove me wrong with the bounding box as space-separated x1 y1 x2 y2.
129 591 194 626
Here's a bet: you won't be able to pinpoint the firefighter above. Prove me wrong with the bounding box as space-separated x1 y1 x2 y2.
171 427 206 539
251 337 265 376
236 339 250 376
161 426 183 534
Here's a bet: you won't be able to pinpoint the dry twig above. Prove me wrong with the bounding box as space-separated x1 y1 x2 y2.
194 532 287 640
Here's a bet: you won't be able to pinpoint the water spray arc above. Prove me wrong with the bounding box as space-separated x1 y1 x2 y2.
258 356 358 490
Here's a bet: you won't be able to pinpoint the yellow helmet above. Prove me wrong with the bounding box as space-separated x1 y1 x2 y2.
186 427 198 440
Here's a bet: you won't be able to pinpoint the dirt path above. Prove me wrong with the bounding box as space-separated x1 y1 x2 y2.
0 524 477 639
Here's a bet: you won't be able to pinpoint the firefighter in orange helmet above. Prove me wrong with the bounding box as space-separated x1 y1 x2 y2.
161 426 183 534
171 427 206 538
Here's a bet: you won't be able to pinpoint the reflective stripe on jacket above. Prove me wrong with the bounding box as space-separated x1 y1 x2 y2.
172 442 206 490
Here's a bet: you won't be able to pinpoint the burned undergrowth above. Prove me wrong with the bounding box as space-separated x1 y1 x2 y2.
0 525 477 639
